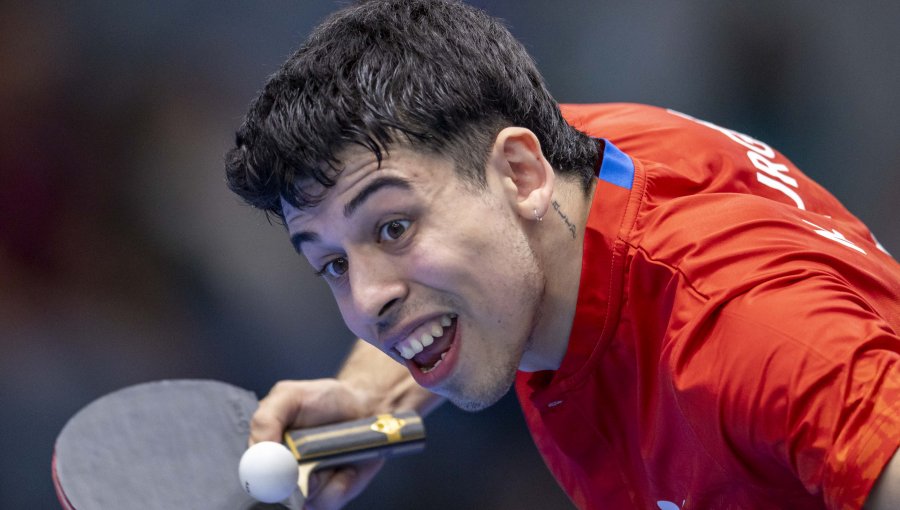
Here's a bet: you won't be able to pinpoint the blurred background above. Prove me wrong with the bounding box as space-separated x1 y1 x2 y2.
2 1 898 507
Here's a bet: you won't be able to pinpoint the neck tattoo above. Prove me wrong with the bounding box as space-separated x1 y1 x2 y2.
551 200 577 239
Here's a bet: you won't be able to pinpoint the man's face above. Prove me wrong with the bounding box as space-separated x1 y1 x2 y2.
282 145 545 410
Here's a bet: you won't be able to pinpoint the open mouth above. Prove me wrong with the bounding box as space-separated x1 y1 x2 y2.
393 313 458 373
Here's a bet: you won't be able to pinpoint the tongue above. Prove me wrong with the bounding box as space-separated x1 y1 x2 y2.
412 319 456 368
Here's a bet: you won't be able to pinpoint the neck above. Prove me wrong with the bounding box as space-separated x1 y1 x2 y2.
519 177 597 372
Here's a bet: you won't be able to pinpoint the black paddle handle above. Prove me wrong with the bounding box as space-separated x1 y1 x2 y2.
283 410 425 463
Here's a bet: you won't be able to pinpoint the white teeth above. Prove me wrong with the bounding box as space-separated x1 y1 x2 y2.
393 313 455 360
422 358 443 374
440 352 447 360
399 344 415 360
422 358 443 373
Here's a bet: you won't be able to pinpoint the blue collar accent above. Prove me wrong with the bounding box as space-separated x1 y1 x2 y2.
596 139 634 190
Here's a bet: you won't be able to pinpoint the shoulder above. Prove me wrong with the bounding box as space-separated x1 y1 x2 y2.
666 275 900 509
627 188 898 306
559 103 747 155
560 103 691 141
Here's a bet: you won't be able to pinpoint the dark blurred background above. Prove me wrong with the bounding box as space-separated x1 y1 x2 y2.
2 1 897 508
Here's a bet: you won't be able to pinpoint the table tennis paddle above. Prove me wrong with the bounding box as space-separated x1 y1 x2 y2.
52 379 425 509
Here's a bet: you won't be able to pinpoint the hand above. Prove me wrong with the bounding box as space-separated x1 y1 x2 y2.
250 378 384 510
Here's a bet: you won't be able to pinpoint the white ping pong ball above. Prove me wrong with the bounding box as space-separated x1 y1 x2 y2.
239 441 300 503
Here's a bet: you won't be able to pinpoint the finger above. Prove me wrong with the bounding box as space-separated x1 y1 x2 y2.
305 459 385 510
249 379 370 446
304 468 331 502
249 380 307 445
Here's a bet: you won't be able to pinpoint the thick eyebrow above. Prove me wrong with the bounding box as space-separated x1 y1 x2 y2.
289 176 412 255
343 176 412 218
290 231 320 255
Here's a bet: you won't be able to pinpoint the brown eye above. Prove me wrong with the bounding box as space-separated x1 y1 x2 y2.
379 220 410 241
322 257 348 278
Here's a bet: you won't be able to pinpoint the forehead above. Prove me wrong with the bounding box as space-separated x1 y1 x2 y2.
280 145 455 224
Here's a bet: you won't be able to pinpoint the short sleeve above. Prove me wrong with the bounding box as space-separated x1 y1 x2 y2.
673 271 900 510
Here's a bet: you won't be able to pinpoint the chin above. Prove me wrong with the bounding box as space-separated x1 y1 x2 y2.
450 396 497 412
445 373 516 412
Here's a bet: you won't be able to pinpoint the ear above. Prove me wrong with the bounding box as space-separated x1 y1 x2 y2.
488 127 555 221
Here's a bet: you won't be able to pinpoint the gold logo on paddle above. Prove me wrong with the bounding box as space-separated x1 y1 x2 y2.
370 414 405 442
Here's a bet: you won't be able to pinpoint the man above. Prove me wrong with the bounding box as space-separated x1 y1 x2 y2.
225 0 899 508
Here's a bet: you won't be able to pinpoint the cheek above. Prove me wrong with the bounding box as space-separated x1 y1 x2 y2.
404 249 458 286
406 228 489 287
409 223 534 298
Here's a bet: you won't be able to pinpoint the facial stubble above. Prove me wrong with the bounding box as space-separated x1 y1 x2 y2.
446 218 546 412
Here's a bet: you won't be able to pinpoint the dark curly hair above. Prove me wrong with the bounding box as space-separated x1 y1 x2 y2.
225 0 598 220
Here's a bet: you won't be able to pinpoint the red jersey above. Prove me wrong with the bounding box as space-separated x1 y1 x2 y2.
515 103 900 510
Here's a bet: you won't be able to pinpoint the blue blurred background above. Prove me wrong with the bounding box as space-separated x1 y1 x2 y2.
2 1 897 507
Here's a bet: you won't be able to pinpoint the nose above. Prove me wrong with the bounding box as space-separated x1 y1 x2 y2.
347 254 407 323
